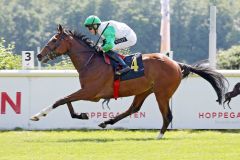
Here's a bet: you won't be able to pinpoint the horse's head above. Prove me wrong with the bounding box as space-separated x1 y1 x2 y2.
37 24 71 63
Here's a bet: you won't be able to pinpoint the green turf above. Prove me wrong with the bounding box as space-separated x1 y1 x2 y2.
0 130 240 160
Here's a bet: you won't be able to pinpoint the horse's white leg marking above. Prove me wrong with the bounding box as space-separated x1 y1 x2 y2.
156 132 164 139
30 105 53 121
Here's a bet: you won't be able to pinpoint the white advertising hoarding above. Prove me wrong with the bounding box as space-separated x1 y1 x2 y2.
0 70 239 130
0 77 30 129
172 77 240 129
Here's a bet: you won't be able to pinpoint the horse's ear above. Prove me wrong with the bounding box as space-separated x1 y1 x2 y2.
58 24 63 33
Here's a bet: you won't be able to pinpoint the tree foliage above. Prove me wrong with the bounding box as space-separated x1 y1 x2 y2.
217 45 240 69
0 38 21 69
0 0 239 69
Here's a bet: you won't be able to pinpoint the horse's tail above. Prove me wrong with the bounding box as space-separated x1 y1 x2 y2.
178 62 228 104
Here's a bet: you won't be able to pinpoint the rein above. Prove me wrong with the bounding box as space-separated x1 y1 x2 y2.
77 23 110 68
42 30 100 71
74 24 110 70
68 36 97 70
43 31 97 61
80 52 96 71
68 50 97 72
43 33 67 61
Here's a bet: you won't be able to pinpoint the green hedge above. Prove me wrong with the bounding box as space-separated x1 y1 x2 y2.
217 45 240 69
0 38 21 69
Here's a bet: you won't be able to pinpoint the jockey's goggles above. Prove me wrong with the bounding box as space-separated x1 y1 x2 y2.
85 25 93 30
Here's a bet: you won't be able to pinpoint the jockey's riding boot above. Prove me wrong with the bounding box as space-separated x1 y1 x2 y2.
106 50 131 75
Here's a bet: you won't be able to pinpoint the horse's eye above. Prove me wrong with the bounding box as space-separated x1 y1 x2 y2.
52 39 57 43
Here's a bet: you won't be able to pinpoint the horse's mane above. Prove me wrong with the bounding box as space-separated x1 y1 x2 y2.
66 29 95 49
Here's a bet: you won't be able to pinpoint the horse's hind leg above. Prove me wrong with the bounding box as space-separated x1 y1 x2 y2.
98 90 151 128
227 99 232 109
154 91 172 139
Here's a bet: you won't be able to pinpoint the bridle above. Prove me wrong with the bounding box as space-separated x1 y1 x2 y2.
42 31 97 69
44 33 67 60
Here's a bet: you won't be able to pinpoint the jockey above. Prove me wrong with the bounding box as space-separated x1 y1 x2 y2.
84 15 137 75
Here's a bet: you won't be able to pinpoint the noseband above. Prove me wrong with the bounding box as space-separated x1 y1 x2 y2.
44 33 67 60
41 31 97 69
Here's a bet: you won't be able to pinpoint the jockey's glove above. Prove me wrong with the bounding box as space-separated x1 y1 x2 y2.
95 45 103 53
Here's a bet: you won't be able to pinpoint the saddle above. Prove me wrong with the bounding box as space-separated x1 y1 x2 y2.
103 52 145 99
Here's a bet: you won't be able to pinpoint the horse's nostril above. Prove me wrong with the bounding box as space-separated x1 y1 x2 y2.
37 54 43 61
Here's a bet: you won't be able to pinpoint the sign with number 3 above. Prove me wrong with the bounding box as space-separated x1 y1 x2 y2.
22 51 34 69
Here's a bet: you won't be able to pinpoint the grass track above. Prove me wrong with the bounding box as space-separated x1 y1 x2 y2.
0 130 240 160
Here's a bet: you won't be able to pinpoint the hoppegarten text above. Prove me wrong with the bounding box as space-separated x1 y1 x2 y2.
86 112 146 119
199 112 240 119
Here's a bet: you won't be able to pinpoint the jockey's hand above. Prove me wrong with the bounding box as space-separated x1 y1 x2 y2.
95 45 103 53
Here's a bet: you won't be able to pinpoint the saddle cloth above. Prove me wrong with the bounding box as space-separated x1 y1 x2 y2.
103 52 145 81
103 52 145 99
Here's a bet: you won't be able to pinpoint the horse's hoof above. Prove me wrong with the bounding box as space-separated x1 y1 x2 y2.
30 116 39 121
156 133 164 140
98 123 106 128
80 113 89 120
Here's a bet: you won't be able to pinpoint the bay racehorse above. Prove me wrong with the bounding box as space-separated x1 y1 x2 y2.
30 25 228 139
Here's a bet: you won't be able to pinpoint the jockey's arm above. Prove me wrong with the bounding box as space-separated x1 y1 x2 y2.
102 26 116 52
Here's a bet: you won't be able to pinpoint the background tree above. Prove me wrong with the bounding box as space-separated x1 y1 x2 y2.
217 45 240 69
0 0 239 69
0 38 21 69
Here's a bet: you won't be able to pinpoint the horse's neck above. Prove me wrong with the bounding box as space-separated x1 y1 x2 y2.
68 41 94 73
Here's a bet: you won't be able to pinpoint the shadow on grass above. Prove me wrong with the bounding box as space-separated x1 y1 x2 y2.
186 129 240 134
2 129 240 134
25 136 181 144
25 137 184 144
55 137 157 143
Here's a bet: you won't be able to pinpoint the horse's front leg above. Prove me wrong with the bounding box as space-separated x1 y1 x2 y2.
30 89 96 121
67 102 89 120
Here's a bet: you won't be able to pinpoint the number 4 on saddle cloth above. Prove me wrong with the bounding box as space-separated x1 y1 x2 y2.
103 52 145 99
